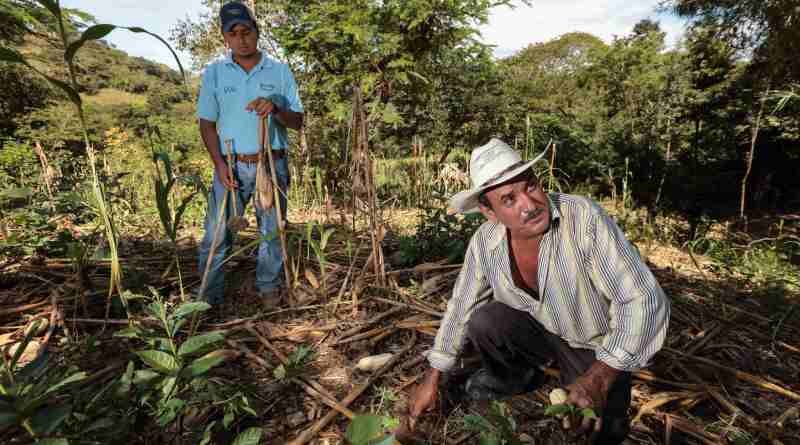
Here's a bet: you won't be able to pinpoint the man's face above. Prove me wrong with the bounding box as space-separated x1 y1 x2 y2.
479 172 551 240
223 24 258 58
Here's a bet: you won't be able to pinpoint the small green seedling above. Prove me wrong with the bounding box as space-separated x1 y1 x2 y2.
545 388 598 429
273 345 315 381
345 414 398 445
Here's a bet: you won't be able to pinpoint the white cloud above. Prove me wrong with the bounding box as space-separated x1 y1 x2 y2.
61 0 208 69
480 0 688 58
59 1 688 69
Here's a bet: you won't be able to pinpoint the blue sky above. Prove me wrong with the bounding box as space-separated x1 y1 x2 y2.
61 0 687 70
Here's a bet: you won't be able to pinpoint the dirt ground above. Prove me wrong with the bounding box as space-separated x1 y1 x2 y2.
2 207 799 444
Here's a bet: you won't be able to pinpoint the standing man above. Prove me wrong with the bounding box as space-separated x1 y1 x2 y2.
405 139 669 444
196 1 303 307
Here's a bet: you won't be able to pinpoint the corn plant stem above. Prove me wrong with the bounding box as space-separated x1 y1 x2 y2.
332 239 364 313
262 117 293 302
52 3 124 324
175 252 186 302
288 332 417 445
198 192 229 301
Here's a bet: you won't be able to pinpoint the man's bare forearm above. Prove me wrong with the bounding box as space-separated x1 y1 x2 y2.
273 109 303 131
199 119 225 167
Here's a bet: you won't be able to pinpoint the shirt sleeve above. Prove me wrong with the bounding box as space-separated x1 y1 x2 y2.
196 63 219 122
426 235 490 372
588 206 670 371
282 63 304 113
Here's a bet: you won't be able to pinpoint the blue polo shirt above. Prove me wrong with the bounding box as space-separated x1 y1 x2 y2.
197 51 303 154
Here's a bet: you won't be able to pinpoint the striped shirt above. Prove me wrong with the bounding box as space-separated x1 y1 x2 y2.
427 193 670 372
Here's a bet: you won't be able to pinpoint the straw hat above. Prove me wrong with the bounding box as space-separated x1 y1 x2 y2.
449 138 548 214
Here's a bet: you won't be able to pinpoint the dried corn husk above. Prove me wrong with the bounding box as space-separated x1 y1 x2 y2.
254 117 274 210
225 140 249 233
355 353 393 371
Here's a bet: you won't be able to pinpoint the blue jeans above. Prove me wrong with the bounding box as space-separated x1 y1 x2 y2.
197 157 289 305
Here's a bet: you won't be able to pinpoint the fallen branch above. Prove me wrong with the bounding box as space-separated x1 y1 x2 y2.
244 324 355 419
288 332 418 445
665 347 800 402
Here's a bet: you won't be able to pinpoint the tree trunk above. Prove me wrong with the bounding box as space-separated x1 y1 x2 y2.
740 89 768 220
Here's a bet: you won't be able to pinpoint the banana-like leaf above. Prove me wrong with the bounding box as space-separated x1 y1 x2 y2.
177 332 225 357
30 403 71 436
114 361 135 399
0 46 25 63
64 24 115 63
9 318 41 370
478 436 500 445
0 46 81 106
172 189 200 240
171 301 211 319
134 350 180 375
132 369 161 387
43 372 87 397
231 427 262 445
0 411 20 428
61 24 185 84
160 376 177 398
181 350 236 378
113 326 143 339
320 227 335 251
169 318 187 338
34 439 69 445
127 27 186 82
34 0 60 19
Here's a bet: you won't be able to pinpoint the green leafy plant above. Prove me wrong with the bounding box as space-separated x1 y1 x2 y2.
396 200 483 266
113 290 253 442
152 149 205 300
273 345 315 381
304 221 335 294
345 414 397 445
463 401 522 445
0 321 88 442
544 402 598 421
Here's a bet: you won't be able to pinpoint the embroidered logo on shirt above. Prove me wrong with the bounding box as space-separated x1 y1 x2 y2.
260 83 275 92
223 86 237 94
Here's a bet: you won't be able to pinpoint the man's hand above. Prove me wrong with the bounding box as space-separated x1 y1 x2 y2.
214 160 238 190
407 368 441 431
245 97 277 117
565 361 620 436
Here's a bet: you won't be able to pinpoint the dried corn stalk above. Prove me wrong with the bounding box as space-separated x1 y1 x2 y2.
254 118 274 211
349 87 385 287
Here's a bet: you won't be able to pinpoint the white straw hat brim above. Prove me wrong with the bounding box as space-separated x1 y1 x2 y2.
448 159 536 214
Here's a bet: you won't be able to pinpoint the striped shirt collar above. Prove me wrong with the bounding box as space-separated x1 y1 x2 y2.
487 193 563 250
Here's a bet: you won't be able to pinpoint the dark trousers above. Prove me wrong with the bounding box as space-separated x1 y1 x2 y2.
467 301 632 445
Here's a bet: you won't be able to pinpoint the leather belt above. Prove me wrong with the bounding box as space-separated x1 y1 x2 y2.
227 150 286 164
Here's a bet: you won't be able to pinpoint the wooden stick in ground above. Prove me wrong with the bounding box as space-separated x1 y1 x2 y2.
262 116 293 303
198 191 229 300
337 306 403 340
225 140 248 233
288 332 418 445
665 347 800 402
242 325 355 419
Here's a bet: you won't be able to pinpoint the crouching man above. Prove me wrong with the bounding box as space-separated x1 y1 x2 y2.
406 139 670 444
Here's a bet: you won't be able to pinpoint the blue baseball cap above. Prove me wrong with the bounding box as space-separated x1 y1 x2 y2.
220 2 257 33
